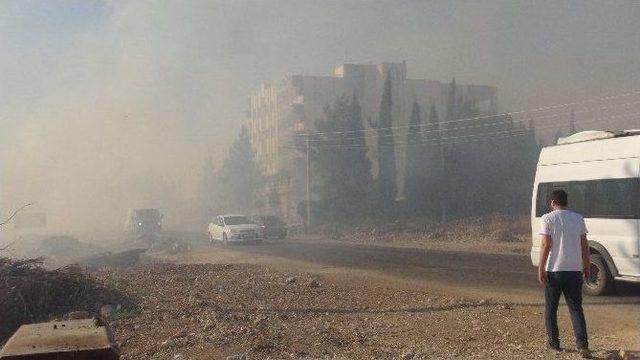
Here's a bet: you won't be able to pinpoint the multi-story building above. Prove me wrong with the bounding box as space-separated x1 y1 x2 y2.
248 61 497 222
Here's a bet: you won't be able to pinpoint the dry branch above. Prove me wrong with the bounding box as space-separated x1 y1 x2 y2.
0 257 134 341
0 203 34 227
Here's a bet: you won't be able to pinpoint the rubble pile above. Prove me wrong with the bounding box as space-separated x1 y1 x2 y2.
0 256 133 342
424 216 530 243
323 215 530 252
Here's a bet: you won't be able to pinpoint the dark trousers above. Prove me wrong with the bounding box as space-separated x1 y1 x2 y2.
545 271 588 349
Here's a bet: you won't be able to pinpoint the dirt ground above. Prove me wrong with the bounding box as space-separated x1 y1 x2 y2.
95 237 640 360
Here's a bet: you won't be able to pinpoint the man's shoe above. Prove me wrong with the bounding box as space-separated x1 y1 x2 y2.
578 348 591 359
547 343 561 352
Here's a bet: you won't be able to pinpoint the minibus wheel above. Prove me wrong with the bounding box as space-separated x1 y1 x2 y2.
583 253 614 296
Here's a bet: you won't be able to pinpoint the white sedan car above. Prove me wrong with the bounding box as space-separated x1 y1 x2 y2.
207 214 262 244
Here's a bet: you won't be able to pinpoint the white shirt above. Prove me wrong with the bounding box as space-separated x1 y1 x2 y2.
538 209 587 272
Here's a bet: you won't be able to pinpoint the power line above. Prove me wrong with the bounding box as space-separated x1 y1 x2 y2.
289 90 640 138
281 128 531 151
290 97 640 145
331 111 639 149
289 131 529 151
279 119 615 151
283 102 640 149
280 110 640 150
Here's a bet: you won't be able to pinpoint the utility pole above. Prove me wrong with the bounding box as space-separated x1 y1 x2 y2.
305 133 312 233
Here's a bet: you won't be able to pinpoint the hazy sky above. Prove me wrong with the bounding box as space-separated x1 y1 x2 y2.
1 1 639 231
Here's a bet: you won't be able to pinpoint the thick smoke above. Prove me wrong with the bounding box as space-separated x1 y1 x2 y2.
0 3 230 232
1 1 639 233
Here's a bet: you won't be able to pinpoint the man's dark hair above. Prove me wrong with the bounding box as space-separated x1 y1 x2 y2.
549 190 568 207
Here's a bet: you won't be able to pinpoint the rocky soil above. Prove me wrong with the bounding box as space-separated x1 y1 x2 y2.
96 262 637 359
319 216 533 255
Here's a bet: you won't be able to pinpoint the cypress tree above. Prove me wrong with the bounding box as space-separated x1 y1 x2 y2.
426 105 444 218
404 101 425 212
376 72 397 206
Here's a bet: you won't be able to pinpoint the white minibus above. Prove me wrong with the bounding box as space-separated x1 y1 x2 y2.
531 130 640 295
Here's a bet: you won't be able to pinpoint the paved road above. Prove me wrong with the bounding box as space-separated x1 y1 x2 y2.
218 238 640 304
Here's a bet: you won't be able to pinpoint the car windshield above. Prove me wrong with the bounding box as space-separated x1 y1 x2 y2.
224 216 252 225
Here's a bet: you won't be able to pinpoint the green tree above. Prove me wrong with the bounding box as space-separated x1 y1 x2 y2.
374 72 397 206
404 101 427 212
446 97 481 218
425 105 444 218
218 126 263 213
314 94 372 223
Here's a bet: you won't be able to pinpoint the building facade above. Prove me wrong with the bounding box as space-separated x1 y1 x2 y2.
248 62 498 222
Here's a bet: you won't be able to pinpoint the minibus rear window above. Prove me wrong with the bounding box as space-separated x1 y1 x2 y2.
535 178 640 219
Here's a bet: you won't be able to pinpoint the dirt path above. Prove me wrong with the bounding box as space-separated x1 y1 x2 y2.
156 236 640 358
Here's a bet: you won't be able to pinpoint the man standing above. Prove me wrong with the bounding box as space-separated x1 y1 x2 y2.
538 190 591 358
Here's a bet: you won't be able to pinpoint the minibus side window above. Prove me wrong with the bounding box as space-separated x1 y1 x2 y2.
535 178 639 219
535 183 550 217
536 182 573 217
567 182 589 216
591 178 639 219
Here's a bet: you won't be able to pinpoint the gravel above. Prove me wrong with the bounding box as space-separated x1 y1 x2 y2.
92 262 634 359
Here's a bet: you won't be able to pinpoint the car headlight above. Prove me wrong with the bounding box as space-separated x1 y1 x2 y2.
138 222 142 226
